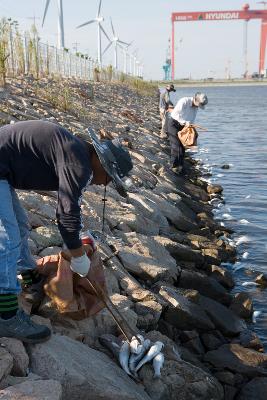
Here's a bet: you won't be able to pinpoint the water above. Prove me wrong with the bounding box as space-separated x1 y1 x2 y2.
173 85 267 345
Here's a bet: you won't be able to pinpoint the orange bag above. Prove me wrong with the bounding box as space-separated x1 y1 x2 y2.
36 247 107 320
178 125 198 147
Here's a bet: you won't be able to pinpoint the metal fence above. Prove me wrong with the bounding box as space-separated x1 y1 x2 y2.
5 28 125 82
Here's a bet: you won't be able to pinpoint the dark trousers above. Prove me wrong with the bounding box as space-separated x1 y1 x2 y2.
168 117 185 167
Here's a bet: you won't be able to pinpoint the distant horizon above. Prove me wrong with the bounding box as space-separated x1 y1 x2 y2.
0 0 266 80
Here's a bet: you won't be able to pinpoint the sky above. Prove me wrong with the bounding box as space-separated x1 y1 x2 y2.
0 0 266 80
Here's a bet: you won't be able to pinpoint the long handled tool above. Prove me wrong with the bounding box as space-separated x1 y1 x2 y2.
84 276 138 344
191 124 208 131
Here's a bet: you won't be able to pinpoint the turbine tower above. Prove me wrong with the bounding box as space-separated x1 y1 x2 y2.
76 0 110 67
102 18 130 70
42 0 65 49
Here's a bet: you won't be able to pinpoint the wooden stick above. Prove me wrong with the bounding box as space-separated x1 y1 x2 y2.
84 277 139 344
191 124 208 131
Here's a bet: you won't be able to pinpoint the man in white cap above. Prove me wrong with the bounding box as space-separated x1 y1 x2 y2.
159 83 176 138
168 92 208 174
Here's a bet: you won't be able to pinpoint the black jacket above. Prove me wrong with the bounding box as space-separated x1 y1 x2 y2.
0 120 92 249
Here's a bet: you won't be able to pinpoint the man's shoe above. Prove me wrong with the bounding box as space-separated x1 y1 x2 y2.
0 309 51 343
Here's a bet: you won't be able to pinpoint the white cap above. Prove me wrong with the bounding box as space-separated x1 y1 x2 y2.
194 93 208 109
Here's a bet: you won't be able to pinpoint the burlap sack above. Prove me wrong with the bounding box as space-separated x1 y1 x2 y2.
36 247 107 320
178 126 198 147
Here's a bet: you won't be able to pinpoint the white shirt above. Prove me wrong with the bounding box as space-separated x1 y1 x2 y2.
171 97 198 125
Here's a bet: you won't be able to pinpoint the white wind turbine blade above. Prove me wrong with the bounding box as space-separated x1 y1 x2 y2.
102 41 113 56
76 19 96 29
100 24 110 42
97 0 102 18
110 18 116 37
118 39 130 46
42 0 51 27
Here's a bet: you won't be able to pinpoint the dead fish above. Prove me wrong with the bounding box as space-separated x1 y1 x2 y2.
129 339 151 373
153 352 165 378
135 341 164 372
119 341 133 377
99 334 121 360
130 334 144 355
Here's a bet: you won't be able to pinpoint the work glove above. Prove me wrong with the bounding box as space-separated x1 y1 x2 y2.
70 253 91 277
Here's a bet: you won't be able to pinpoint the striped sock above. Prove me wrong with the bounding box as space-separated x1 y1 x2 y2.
0 294 18 319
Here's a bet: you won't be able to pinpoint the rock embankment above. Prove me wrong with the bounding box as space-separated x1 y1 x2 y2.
0 77 265 400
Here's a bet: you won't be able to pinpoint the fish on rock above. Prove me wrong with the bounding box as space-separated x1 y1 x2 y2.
135 341 164 372
130 334 144 355
129 339 151 373
119 341 133 377
153 352 165 378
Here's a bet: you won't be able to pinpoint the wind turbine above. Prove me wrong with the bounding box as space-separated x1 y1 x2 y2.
102 18 130 70
76 0 110 67
42 0 65 49
122 42 132 74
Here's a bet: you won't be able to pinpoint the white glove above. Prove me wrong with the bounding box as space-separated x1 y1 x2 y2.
70 254 91 277
185 121 191 127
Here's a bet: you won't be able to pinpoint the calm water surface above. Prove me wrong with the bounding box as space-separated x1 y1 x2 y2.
173 85 267 345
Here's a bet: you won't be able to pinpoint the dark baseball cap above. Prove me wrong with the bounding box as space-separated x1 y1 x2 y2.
88 128 133 197
167 83 176 92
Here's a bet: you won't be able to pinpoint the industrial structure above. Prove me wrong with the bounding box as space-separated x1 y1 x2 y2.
162 38 171 80
171 4 267 79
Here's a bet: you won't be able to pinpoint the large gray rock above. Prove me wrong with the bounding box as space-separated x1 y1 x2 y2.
128 192 170 235
0 338 29 377
233 329 264 353
145 190 198 232
28 335 151 400
204 344 267 377
140 360 223 400
159 285 215 332
237 377 267 400
179 270 232 305
0 348 13 383
207 265 235 289
0 379 62 400
229 292 253 319
153 236 204 266
137 332 223 399
198 295 246 337
30 225 62 248
114 232 179 283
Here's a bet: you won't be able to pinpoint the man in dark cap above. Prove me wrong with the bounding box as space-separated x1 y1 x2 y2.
159 83 176 138
0 120 133 343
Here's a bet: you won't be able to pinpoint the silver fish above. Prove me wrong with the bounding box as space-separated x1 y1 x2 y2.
129 339 151 373
130 334 144 355
119 341 133 377
135 341 164 372
153 352 164 378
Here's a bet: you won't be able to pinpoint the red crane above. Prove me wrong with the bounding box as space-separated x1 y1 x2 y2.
171 4 267 79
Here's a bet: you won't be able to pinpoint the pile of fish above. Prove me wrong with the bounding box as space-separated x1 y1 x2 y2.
99 334 165 379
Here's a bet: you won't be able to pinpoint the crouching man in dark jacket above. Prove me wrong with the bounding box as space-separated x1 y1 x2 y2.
0 120 133 343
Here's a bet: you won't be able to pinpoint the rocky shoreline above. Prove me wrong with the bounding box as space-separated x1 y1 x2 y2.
0 77 266 400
